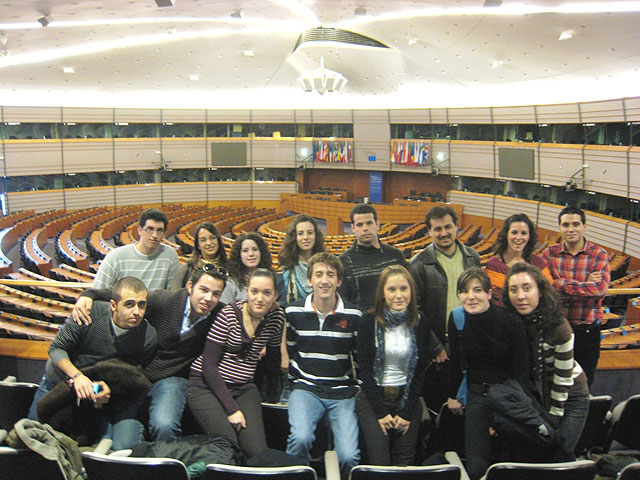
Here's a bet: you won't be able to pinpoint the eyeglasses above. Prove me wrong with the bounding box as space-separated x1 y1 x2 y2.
201 263 228 278
143 226 166 235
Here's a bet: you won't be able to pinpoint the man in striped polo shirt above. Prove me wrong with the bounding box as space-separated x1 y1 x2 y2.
285 252 362 479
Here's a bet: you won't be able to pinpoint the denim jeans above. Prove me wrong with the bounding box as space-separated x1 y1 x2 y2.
560 391 590 458
286 389 359 479
147 376 188 441
27 373 144 450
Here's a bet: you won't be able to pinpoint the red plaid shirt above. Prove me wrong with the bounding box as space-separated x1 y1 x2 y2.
542 239 610 326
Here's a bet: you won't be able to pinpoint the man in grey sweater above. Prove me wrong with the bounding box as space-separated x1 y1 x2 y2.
28 277 157 450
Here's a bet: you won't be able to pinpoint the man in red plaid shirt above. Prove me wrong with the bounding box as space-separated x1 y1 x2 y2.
543 206 610 387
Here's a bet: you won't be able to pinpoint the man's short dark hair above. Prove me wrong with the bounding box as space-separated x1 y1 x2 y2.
138 208 168 229
350 203 378 224
189 265 227 290
558 206 586 225
112 277 147 303
307 252 344 282
425 205 458 230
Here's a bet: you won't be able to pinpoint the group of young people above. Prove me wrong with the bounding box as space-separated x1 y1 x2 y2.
26 202 610 479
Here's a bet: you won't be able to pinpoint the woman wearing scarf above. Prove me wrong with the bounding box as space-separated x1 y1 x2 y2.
356 265 440 466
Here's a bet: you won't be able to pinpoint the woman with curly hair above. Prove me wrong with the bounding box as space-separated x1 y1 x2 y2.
220 232 273 304
171 222 227 290
504 262 589 459
276 214 324 306
485 213 552 305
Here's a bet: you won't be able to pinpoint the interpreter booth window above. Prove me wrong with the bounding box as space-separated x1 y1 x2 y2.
62 172 111 189
296 124 313 137
541 124 584 144
632 122 640 146
250 123 296 138
159 168 207 183
457 124 497 141
112 123 158 138
207 168 250 181
312 123 353 138
431 124 450 139
254 168 296 182
160 123 205 138
60 123 111 139
1 122 57 140
391 124 432 139
113 169 155 185
4 174 57 192
584 122 630 146
495 124 539 143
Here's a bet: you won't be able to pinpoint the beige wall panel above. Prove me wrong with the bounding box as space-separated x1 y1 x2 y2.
62 108 114 122
430 109 448 124
585 213 626 251
294 110 313 123
114 184 162 206
114 109 162 123
161 139 207 168
353 110 389 124
538 146 583 186
205 110 251 123
582 147 629 197
62 140 113 173
303 161 353 171
625 223 640 258
493 196 539 224
7 189 65 213
449 191 494 218
448 107 493 124
354 138 390 171
389 164 430 173
114 139 162 170
491 106 537 124
161 109 206 123
207 182 252 201
250 139 296 167
161 182 208 203
388 109 429 123
354 120 389 141
624 97 640 121
537 203 563 232
251 182 297 200
449 142 494 178
580 99 625 123
250 110 296 123
536 103 581 123
3 141 63 176
64 186 115 209
312 110 353 123
2 106 61 123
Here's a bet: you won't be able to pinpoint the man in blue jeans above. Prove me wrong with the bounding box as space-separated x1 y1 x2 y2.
28 277 157 450
74 266 226 441
285 253 362 479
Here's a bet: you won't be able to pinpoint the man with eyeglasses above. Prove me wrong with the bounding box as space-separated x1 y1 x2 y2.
74 208 180 325
74 265 227 441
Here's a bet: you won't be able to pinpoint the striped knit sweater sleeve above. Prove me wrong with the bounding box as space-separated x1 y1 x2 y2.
544 320 579 417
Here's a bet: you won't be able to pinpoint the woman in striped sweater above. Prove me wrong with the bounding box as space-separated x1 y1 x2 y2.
504 262 589 459
187 268 285 458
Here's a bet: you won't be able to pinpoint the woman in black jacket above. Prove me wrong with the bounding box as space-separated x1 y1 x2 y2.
356 265 440 466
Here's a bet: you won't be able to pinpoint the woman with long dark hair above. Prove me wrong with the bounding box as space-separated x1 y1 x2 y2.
356 265 438 466
220 232 273 304
187 268 284 457
447 266 529 480
277 214 324 306
171 222 227 290
504 262 589 459
486 213 552 305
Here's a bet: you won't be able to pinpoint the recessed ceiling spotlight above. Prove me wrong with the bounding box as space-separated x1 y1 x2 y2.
490 60 504 68
243 49 254 57
230 9 244 19
37 14 53 27
189 74 199 81
155 0 175 6
559 30 574 40
408 38 417 46
63 66 75 74
354 7 366 15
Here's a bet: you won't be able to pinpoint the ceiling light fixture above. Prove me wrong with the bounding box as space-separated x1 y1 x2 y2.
490 60 504 68
189 74 199 81
297 56 347 95
63 66 75 73
559 30 574 40
243 49 254 57
354 7 367 15
37 15 52 27
230 9 244 19
155 0 176 7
